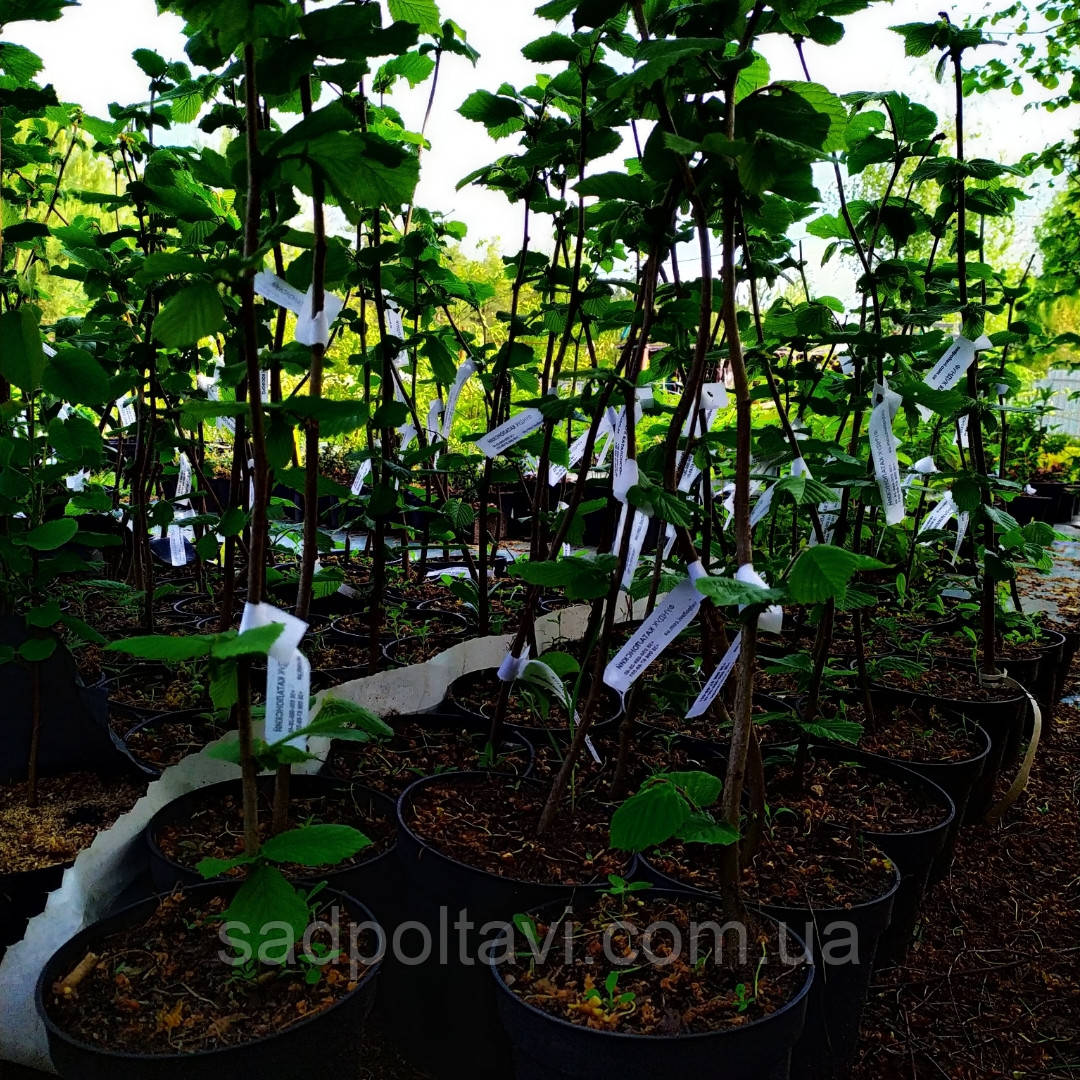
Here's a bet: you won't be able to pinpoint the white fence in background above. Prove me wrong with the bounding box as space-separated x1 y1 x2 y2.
1043 369 1080 437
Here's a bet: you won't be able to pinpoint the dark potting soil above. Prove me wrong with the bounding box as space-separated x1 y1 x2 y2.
638 697 797 747
874 664 1024 702
155 782 396 874
651 827 896 909
769 754 948 833
119 711 232 772
502 891 808 1034
323 721 531 797
107 665 211 713
404 773 625 884
45 889 375 1054
0 773 144 874
386 633 466 666
851 703 984 763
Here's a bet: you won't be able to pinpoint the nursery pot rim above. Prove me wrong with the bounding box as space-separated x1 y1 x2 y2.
144 774 396 882
639 850 903 921
489 885 815 1045
803 742 956 841
397 769 633 890
34 880 381 1064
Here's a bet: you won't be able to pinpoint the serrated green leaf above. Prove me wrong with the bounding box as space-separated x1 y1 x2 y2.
261 824 371 867
23 517 77 550
788 546 887 604
610 781 690 853
153 282 225 348
105 633 214 661
221 864 309 959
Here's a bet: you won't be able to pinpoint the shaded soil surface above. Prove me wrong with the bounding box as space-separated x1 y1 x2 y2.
502 891 809 1034
403 773 627 884
45 889 375 1055
0 773 144 874
154 782 396 874
850 664 1080 1079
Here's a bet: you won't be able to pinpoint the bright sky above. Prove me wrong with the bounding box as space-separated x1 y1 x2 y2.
10 0 1076 295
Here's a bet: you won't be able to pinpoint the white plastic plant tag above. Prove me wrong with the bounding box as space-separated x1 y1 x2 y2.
869 398 905 526
476 408 545 458
168 523 187 567
265 651 312 751
295 285 344 348
64 470 88 492
585 734 603 764
919 491 958 535
925 334 993 391
239 601 308 665
749 481 776 527
698 382 729 410
1024 483 1036 495
425 565 471 579
426 397 443 439
549 428 591 486
686 632 742 719
253 270 306 313
441 359 477 439
42 342 56 357
176 452 193 499
791 456 812 479
620 508 651 590
735 564 782 634
956 414 970 450
954 511 970 559
116 397 136 427
603 565 705 696
911 456 938 474
809 500 842 547
399 424 417 453
258 368 270 403
498 648 531 682
350 459 372 496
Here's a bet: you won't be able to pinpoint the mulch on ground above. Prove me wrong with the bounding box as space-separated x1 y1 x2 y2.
851 680 1080 1078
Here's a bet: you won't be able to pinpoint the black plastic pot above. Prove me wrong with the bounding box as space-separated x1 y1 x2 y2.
35 882 381 1080
857 692 990 881
1031 481 1069 522
119 708 231 778
329 605 466 649
443 666 621 745
636 859 895 1080
144 776 399 925
389 771 634 1078
796 744 954 967
491 887 815 1080
1010 494 1055 525
872 668 1027 822
1 860 70 961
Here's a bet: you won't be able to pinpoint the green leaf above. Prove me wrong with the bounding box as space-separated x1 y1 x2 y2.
458 89 521 134
985 505 1020 533
0 0 77 24
132 48 167 78
26 600 61 627
42 346 110 406
210 623 285 660
387 0 440 33
153 283 225 348
23 517 77 550
673 813 739 846
19 635 57 662
696 576 784 607
788 546 887 604
221 864 310 959
610 780 690 853
441 497 474 534
308 697 394 741
521 32 581 63
574 172 649 202
105 634 214 661
0 307 45 392
261 824 371 867
195 853 254 878
662 770 722 808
